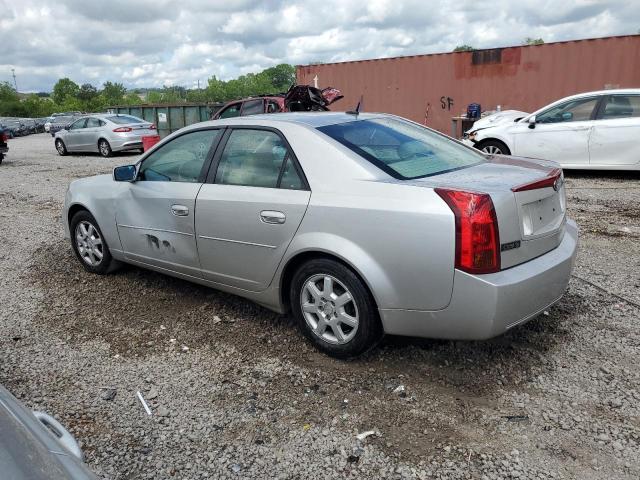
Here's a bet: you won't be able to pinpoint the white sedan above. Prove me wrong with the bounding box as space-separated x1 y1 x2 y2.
464 89 640 170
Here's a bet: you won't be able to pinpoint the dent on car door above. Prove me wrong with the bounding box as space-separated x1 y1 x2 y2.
513 96 599 165
115 129 222 277
589 94 640 166
195 128 311 291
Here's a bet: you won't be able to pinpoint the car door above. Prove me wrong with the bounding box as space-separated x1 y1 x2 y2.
65 118 88 150
115 128 223 277
589 94 640 167
512 96 599 165
195 127 311 291
82 117 102 152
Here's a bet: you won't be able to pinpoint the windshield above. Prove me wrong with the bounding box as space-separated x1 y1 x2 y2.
108 115 145 125
318 117 485 179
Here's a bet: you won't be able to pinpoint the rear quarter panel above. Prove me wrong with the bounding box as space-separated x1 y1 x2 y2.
274 122 456 311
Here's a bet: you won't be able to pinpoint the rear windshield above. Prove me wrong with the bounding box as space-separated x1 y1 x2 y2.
108 115 144 125
318 117 485 179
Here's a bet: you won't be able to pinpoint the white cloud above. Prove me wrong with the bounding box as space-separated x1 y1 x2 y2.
1 0 638 92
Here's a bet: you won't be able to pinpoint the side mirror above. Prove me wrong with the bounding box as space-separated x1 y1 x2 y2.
113 165 137 182
527 115 536 129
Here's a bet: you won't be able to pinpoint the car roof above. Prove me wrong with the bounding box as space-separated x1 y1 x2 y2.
560 88 640 101
194 111 385 130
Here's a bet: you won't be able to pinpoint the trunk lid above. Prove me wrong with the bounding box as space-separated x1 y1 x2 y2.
411 155 567 269
127 123 155 136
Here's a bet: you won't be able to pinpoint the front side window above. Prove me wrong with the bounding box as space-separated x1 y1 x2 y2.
215 129 303 189
536 97 598 124
138 129 221 182
241 99 264 116
599 95 640 119
318 117 485 179
86 118 101 128
69 119 87 130
218 103 241 119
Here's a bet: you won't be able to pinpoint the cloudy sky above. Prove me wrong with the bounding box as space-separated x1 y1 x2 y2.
2 0 639 92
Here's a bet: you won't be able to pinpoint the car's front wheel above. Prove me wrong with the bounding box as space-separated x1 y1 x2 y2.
55 139 67 156
98 139 112 158
70 210 114 274
290 258 382 358
477 139 510 156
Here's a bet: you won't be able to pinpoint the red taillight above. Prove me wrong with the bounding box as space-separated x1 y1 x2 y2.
113 127 132 132
1 132 7 142
435 188 501 274
149 124 156 130
511 168 562 192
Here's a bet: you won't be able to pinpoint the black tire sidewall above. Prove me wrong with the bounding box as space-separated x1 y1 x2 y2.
70 211 113 274
290 258 381 358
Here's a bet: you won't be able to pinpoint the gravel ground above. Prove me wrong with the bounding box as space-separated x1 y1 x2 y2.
1 133 639 480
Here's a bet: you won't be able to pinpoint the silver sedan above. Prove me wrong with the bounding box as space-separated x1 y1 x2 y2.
54 114 156 157
62 112 578 357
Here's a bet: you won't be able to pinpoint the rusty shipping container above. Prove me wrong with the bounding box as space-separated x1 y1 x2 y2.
297 35 640 136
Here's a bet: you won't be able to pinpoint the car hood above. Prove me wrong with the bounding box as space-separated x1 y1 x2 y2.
284 85 343 111
466 110 528 134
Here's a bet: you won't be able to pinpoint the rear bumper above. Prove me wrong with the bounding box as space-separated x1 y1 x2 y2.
380 218 578 340
111 136 143 152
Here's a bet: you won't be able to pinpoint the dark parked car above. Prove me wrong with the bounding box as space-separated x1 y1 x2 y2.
0 124 8 164
50 115 81 136
0 385 97 479
212 84 343 120
3 119 28 137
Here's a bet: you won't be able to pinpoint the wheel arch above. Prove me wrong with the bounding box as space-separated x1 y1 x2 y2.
279 249 382 315
67 202 92 227
476 137 512 154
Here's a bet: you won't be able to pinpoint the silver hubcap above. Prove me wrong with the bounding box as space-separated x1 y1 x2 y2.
301 274 359 345
75 221 104 266
100 142 109 155
56 141 64 154
482 145 502 155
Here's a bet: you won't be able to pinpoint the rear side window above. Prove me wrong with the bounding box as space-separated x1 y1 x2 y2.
318 117 485 179
599 95 640 119
215 129 303 189
86 118 102 128
107 115 144 124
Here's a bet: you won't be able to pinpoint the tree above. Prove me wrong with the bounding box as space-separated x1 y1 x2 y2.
52 78 79 104
101 81 127 105
77 83 98 102
523 37 544 45
453 45 475 52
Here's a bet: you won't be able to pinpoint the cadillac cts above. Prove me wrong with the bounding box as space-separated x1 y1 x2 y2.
62 112 578 357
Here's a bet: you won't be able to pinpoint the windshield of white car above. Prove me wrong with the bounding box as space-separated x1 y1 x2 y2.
318 117 485 179
108 115 144 125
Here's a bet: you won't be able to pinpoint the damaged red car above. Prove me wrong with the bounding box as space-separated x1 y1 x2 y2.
211 85 343 120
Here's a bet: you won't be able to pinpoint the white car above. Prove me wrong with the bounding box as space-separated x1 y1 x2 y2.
464 89 640 170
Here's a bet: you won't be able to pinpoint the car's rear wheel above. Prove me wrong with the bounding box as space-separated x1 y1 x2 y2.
478 139 510 156
55 139 67 156
98 139 112 158
290 258 382 358
70 211 114 274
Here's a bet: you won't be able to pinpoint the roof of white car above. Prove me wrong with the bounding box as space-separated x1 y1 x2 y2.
561 88 640 100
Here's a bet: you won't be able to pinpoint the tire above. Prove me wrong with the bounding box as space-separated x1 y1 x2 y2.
98 139 112 158
477 139 510 156
55 139 68 156
290 258 382 358
0 154 3 165
69 210 115 275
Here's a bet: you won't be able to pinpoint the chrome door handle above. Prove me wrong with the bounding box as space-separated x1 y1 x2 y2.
171 204 189 216
260 210 286 224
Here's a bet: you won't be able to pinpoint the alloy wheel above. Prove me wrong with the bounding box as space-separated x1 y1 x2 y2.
75 220 104 266
300 274 359 345
56 141 65 155
482 145 502 155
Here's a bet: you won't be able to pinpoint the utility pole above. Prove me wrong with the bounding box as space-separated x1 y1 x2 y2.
197 79 200 90
11 68 18 92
